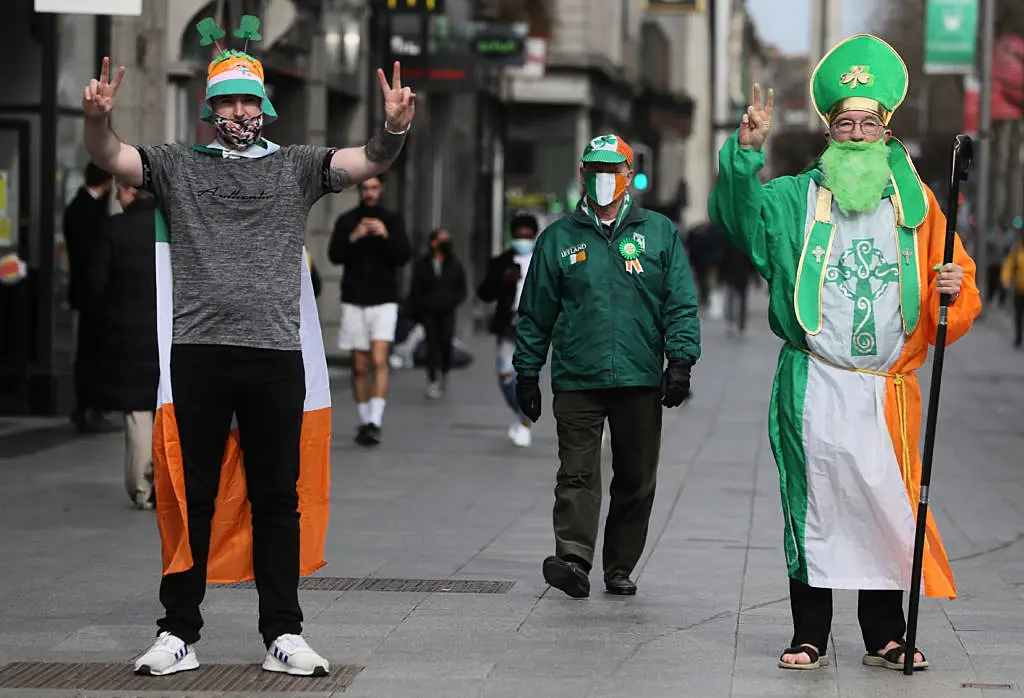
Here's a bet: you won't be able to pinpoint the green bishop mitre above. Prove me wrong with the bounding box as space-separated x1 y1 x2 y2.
808 34 927 228
811 34 909 127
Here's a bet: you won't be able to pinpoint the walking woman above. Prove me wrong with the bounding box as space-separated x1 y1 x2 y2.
408 228 467 398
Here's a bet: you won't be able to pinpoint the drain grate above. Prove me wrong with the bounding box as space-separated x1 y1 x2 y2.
0 662 362 692
217 577 516 594
961 683 1015 689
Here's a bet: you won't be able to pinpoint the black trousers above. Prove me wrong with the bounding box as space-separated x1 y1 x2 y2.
1013 293 1024 346
422 310 455 382
727 284 748 332
550 387 662 579
157 344 305 646
789 578 906 655
73 309 102 415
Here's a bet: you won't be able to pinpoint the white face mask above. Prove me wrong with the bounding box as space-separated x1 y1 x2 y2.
585 172 620 207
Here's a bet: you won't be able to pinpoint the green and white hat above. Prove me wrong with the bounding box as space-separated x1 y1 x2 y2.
195 15 277 123
580 134 634 166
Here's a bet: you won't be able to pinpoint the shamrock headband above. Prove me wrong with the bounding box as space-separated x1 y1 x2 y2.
196 15 277 123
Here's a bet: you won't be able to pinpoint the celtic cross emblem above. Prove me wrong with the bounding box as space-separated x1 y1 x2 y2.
902 248 913 265
812 245 827 263
825 238 899 356
840 65 873 89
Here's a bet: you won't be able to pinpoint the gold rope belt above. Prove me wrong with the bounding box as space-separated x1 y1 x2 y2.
798 347 913 492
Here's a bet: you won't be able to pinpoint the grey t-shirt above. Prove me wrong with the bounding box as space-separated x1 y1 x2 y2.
138 143 336 351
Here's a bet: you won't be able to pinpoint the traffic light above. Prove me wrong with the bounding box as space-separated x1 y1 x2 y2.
632 146 652 192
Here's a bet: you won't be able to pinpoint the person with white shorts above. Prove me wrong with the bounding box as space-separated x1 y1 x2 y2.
328 174 412 446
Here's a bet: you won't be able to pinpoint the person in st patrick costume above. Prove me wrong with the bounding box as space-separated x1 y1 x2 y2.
709 35 982 671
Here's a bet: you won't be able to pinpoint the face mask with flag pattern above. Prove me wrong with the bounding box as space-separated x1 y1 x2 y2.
579 134 634 208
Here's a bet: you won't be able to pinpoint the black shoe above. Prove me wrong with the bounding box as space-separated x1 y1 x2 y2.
604 572 637 596
542 556 590 599
363 423 382 446
354 424 372 446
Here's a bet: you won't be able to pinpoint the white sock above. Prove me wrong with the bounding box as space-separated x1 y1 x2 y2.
357 402 371 425
369 397 386 426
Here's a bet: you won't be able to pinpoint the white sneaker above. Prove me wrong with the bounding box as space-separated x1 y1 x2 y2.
133 631 199 676
509 423 532 448
263 634 330 676
425 382 442 399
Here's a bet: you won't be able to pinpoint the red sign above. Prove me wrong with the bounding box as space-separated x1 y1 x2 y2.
992 35 1024 120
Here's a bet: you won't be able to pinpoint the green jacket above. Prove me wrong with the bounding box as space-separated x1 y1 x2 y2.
513 199 701 392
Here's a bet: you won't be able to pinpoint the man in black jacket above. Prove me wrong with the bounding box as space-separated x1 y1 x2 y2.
477 213 539 447
87 182 160 509
64 162 117 433
327 174 412 446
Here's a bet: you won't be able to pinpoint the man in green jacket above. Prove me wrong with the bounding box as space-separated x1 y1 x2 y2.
513 134 701 599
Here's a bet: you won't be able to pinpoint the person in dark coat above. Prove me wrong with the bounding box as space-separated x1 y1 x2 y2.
407 228 467 399
64 162 116 433
476 213 539 447
86 183 159 509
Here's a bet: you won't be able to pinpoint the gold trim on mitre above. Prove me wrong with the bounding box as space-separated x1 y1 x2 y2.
827 97 893 125
809 33 910 127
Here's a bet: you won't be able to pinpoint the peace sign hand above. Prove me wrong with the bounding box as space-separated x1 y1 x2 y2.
378 61 416 133
83 57 126 122
739 82 774 151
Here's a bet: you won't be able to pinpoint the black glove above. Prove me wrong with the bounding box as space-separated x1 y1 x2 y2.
515 374 543 422
661 358 693 408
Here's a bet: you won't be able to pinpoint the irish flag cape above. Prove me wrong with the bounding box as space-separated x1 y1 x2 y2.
152 208 332 583
709 132 981 599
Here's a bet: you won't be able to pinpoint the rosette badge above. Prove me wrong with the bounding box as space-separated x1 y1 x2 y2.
619 238 643 274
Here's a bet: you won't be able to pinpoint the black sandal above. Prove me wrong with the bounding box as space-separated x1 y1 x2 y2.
778 644 829 670
862 640 930 670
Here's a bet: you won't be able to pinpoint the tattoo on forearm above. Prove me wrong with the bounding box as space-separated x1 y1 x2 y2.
365 126 407 163
329 167 353 190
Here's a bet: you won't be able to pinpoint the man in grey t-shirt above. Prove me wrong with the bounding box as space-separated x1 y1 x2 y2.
81 16 415 679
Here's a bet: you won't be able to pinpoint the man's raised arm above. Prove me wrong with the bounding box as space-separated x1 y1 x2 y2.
82 58 143 187
326 61 416 191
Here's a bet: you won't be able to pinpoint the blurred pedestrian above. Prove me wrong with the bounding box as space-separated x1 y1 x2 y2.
514 133 701 599
477 213 539 447
722 237 756 337
407 228 467 399
86 182 159 510
1001 227 1024 348
328 173 412 445
709 35 981 671
64 161 118 433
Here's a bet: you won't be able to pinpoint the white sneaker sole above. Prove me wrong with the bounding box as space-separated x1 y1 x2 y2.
262 654 329 677
134 652 199 676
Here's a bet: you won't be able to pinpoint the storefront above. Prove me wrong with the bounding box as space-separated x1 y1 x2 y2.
0 0 112 415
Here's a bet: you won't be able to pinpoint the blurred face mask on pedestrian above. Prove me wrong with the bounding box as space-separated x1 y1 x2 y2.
432 229 452 256
359 177 383 207
510 224 537 254
580 162 632 208
210 94 264 150
821 110 892 215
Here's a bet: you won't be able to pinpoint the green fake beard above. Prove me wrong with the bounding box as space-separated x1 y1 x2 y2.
820 139 892 215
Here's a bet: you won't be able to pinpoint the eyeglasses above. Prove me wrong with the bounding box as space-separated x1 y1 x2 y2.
831 118 885 136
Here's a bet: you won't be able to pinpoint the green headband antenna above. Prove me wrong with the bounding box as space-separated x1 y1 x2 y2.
234 15 263 55
196 17 226 54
